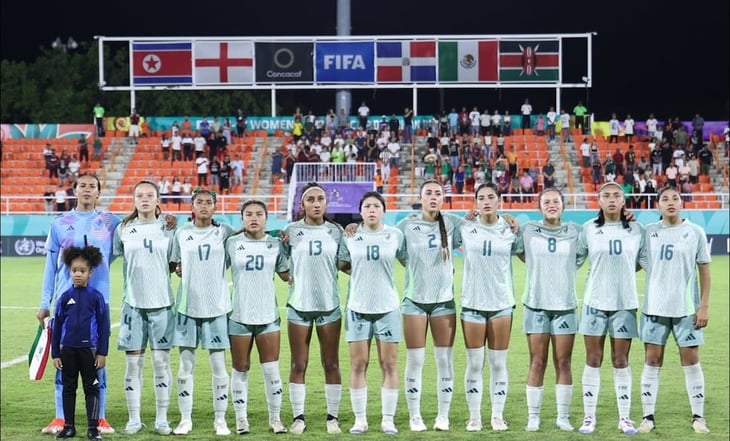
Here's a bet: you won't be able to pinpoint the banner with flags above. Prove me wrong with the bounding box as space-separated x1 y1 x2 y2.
194 41 254 84
132 42 193 85
437 40 498 82
376 40 437 82
499 40 560 82
255 42 314 83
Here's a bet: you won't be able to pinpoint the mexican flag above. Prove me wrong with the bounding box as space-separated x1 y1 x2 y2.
499 40 560 82
438 40 498 82
28 317 52 380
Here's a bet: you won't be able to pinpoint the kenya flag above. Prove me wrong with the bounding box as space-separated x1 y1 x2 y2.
499 40 560 82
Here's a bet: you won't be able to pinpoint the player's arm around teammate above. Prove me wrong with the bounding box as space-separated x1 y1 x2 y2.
635 186 712 434
226 200 290 435
336 191 407 435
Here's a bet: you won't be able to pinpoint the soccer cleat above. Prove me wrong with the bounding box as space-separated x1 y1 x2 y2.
348 421 368 434
97 418 115 434
637 417 655 433
43 418 65 435
525 416 541 432
214 419 231 436
86 427 102 441
381 421 398 435
235 417 249 435
433 416 450 431
691 417 710 434
289 418 306 435
55 426 76 439
491 416 508 431
154 421 173 435
556 417 574 432
123 421 144 435
326 418 342 434
618 418 637 435
579 416 596 434
172 419 193 435
466 418 483 432
269 419 287 434
409 416 427 432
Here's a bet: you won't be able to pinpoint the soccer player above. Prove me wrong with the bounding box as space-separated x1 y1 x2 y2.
518 187 587 432
459 183 522 432
226 200 290 435
337 191 407 435
282 182 345 434
397 179 465 432
37 173 121 435
170 188 235 436
576 182 644 435
51 245 109 441
636 186 712 434
112 180 176 435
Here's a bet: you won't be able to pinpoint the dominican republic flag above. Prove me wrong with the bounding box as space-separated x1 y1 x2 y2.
132 42 193 85
28 317 52 380
195 41 254 84
376 41 437 82
499 40 560 82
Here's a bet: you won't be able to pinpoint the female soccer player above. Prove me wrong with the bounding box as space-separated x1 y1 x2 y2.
282 182 345 434
459 182 522 432
518 187 587 432
576 182 644 435
636 186 711 434
38 173 121 435
226 200 290 435
397 179 465 432
337 191 407 435
170 188 235 436
113 180 176 435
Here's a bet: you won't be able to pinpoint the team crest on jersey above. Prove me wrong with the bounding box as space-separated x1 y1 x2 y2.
90 216 111 240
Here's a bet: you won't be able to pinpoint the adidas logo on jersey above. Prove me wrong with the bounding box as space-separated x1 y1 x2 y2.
296 231 305 237
67 298 76 305
596 229 604 235
210 335 222 343
535 228 542 233
651 232 659 237
412 226 421 231
129 228 138 234
684 333 696 342
66 225 75 232
558 321 570 329
470 228 478 234
186 235 194 241
267 243 274 248
616 325 629 333
355 236 363 241
237 244 245 250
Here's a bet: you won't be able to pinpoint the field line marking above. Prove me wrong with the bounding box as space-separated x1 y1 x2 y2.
1 323 121 369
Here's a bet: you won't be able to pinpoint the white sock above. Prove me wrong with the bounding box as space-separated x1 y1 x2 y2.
261 361 283 421
555 384 573 420
151 350 171 424
434 346 454 419
381 388 398 424
614 367 632 420
582 365 601 419
124 354 144 424
231 369 249 420
177 349 196 421
526 385 544 419
465 348 485 420
404 348 425 418
209 351 229 421
324 384 341 419
640 364 660 417
488 349 509 419
289 383 306 419
350 386 367 424
683 363 705 417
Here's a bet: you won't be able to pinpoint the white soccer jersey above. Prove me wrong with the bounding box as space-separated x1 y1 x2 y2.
579 220 644 311
639 220 711 317
282 220 343 312
339 225 407 314
397 213 464 304
520 221 586 310
226 233 288 325
113 218 175 309
170 222 235 318
460 217 523 311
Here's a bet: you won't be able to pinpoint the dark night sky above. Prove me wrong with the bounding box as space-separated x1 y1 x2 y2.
2 0 728 121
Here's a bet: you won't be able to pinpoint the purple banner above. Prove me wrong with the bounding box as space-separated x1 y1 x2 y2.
294 181 374 214
631 120 727 141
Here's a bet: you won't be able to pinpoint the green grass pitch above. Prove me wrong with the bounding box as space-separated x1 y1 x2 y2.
1 256 728 440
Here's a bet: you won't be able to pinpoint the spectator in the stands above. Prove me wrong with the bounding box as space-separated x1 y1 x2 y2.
389 114 400 141
209 156 220 188
129 108 141 144
494 154 508 183
210 116 221 136
58 150 70 187
182 116 193 134
194 133 206 159
357 101 370 130
629 180 643 209
43 186 55 212
181 177 192 204
665 160 679 188
625 145 637 172
231 154 244 188
171 131 182 163
644 179 657 209
698 144 713 176
454 165 465 194
591 157 604 186
160 134 171 161
68 154 81 182
65 185 76 210
171 176 182 208
46 148 60 180
623 114 635 143
78 135 89 163
691 113 705 140
219 156 232 195
182 132 194 162
559 109 572 142
503 110 512 136
158 176 170 205
55 184 67 211
542 160 556 189
675 125 689 149
535 114 546 136
609 113 620 143
673 146 686 168
222 118 232 146
92 137 103 162
604 153 617 183
646 113 659 139
457 106 469 136
386 136 400 171
506 145 518 179
678 160 691 183
612 147 625 176
580 138 592 167
292 117 304 143
285 147 297 183
680 176 693 202
196 154 209 186
519 169 534 202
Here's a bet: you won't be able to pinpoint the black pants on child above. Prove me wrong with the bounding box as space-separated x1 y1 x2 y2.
60 346 99 429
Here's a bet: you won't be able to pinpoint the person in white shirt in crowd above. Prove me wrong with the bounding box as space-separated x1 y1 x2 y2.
469 107 481 137
357 101 370 130
560 109 572 142
195 155 209 187
479 109 491 136
546 106 558 143
193 133 207 159
609 113 621 143
646 114 659 140
171 132 182 163
491 110 503 137
387 138 401 170
623 114 635 144
231 154 244 188
520 99 533 133
580 138 592 167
